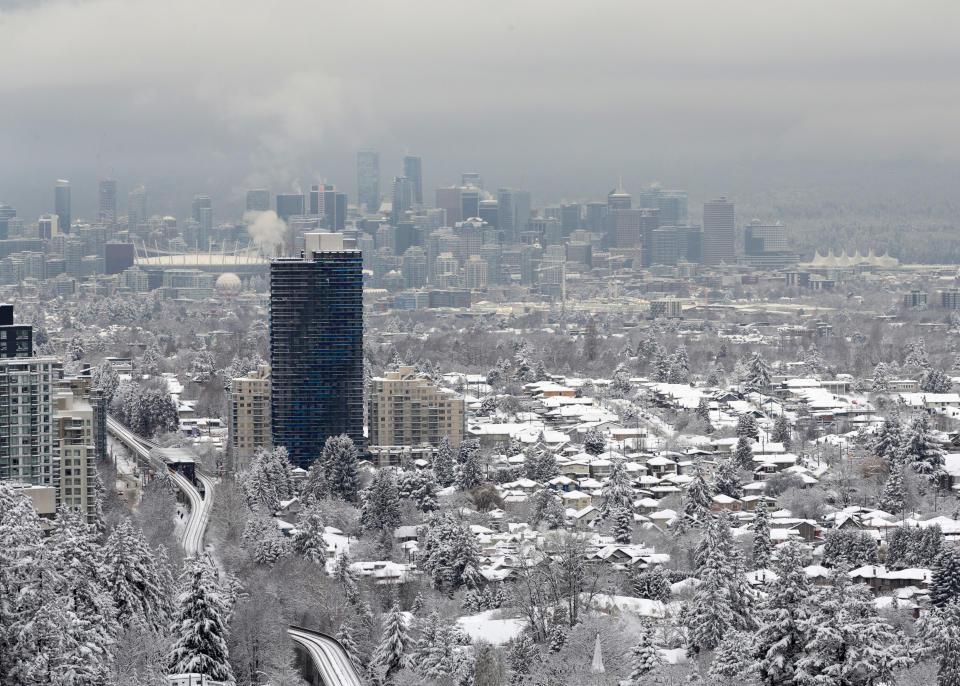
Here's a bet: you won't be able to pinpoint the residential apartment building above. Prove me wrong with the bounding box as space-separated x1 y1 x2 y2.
230 364 272 468
53 389 97 521
0 356 59 488
368 365 465 451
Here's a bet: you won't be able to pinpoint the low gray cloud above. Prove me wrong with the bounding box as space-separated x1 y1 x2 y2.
1 0 959 219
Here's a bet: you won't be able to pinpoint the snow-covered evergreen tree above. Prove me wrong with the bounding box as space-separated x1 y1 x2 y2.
744 351 771 389
667 345 690 384
871 362 890 394
599 458 633 519
456 439 484 490
633 565 671 602
734 436 754 470
420 512 482 595
932 549 960 608
901 412 946 483
322 434 360 501
713 455 743 499
871 415 903 460
336 622 364 676
879 459 906 514
796 567 912 685
91 359 121 405
736 412 759 439
105 518 171 632
292 505 327 564
612 505 633 544
627 622 663 684
507 633 539 685
410 469 440 512
374 602 410 682
583 428 606 456
753 500 772 570
935 600 960 686
696 396 712 424
709 630 757 684
611 363 633 396
168 555 234 683
530 488 566 530
433 437 456 487
771 414 791 447
684 515 736 654
922 367 953 393
360 469 402 534
754 540 811 686
821 529 879 568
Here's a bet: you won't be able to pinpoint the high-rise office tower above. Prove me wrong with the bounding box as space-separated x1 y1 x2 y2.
658 190 688 227
128 185 147 227
309 184 326 216
357 150 380 212
702 196 736 265
55 180 71 234
38 215 58 240
98 179 117 225
561 203 582 236
276 193 305 223
436 187 462 225
0 204 14 241
461 172 482 189
497 189 515 241
392 176 413 223
246 188 271 212
460 188 480 221
607 185 632 209
403 155 423 205
191 194 212 223
478 200 499 230
270 232 364 468
321 190 347 231
513 191 532 235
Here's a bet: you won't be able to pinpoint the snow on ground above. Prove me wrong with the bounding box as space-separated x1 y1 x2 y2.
659 648 689 665
587 593 669 618
456 610 526 645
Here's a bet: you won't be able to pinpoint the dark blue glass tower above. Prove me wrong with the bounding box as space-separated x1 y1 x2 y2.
270 233 364 468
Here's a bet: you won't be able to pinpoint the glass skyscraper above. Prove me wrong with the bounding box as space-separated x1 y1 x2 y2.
270 232 364 468
357 150 380 213
403 155 423 205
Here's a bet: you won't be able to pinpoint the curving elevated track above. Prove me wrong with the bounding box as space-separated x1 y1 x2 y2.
106 416 214 557
288 626 364 686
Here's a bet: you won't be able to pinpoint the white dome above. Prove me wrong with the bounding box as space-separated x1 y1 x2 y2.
215 272 242 294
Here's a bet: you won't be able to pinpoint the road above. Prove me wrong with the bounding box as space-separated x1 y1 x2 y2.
288 626 364 686
106 416 214 557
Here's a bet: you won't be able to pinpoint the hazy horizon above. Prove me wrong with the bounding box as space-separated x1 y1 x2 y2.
2 0 959 221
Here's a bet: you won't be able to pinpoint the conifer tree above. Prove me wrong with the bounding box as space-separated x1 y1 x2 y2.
713 455 743 499
583 428 606 456
932 548 960 608
872 415 903 460
360 469 402 534
410 469 440 512
105 518 170 631
456 441 485 491
871 362 890 394
936 601 960 686
633 565 672 602
168 556 234 683
612 505 633 544
627 622 663 684
323 434 361 501
374 602 410 682
879 459 906 514
292 505 327 564
744 351 771 389
507 633 539 685
753 500 772 569
709 630 757 684
530 488 566 530
754 540 811 686
734 436 754 470
736 413 759 439
600 458 634 519
667 345 690 384
771 414 791 446
433 437 456 487
684 515 736 654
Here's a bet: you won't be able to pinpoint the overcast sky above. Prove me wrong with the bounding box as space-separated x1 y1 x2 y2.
2 0 959 221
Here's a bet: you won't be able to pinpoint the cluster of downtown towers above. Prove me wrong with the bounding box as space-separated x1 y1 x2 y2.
270 232 364 469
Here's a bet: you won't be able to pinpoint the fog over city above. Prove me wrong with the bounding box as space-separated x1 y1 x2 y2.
2 0 959 219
